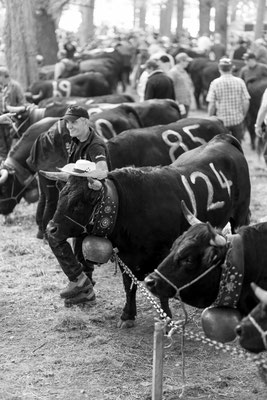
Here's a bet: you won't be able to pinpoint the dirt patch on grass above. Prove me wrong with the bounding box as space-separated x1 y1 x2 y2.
1 132 267 399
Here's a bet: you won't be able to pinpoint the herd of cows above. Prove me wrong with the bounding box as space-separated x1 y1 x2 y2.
1 47 267 358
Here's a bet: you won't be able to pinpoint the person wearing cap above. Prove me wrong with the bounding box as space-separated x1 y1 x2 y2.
239 52 267 85
206 57 250 143
49 105 110 306
168 52 193 117
0 66 27 161
143 59 175 101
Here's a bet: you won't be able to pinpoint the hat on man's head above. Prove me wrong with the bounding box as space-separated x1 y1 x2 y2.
243 52 256 60
63 105 89 122
175 52 192 63
218 57 232 67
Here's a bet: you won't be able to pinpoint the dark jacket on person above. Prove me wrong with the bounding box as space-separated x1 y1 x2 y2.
144 70 175 101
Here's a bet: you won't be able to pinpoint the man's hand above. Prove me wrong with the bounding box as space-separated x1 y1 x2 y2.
0 114 13 124
255 125 263 137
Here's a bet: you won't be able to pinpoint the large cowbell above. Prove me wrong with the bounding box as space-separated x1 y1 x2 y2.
82 235 113 264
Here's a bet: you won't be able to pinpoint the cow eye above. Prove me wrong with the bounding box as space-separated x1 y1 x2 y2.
181 255 194 266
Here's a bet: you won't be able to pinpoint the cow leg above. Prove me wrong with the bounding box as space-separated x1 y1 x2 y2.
118 272 137 328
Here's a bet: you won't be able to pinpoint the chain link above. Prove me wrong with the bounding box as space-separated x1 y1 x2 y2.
114 253 267 372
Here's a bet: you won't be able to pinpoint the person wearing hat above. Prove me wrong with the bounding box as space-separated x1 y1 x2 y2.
168 52 193 117
48 105 110 306
206 57 250 143
239 52 267 84
143 59 175 101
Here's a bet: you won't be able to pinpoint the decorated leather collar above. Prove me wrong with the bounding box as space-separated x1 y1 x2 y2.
212 234 244 308
91 179 118 237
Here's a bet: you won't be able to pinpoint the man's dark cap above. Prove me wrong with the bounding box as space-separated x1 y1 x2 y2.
243 52 256 60
63 105 89 122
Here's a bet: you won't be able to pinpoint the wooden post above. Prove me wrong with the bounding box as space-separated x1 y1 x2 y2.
152 321 165 400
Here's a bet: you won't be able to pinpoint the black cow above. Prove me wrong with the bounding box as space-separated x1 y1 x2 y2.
26 72 112 104
90 99 181 139
187 58 215 109
79 48 125 92
38 94 135 108
108 117 227 169
144 206 267 328
0 117 58 216
44 134 250 327
11 94 136 139
236 283 267 353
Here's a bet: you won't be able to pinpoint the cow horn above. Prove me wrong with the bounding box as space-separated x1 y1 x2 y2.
39 170 68 182
0 168 9 184
209 233 227 247
181 200 202 226
251 282 267 304
32 90 44 101
87 177 102 191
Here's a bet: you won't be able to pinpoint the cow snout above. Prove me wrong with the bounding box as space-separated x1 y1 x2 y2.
46 220 58 237
235 324 242 337
144 276 157 293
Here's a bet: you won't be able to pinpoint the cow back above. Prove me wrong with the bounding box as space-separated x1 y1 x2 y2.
108 117 228 169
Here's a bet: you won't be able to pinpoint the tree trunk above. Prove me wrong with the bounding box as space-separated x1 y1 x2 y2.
176 0 184 38
199 0 212 36
254 0 266 40
139 1 147 30
79 0 95 47
4 0 38 89
160 0 173 37
214 0 228 45
35 8 58 65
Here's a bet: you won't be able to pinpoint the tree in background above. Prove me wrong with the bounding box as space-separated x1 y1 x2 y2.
214 0 229 44
35 0 61 65
78 0 95 47
199 0 213 36
5 0 39 89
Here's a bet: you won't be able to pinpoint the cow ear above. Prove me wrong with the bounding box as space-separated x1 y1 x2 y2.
251 282 267 304
87 178 102 191
207 222 226 247
39 170 69 181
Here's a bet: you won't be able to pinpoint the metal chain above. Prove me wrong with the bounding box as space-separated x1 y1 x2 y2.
114 253 267 371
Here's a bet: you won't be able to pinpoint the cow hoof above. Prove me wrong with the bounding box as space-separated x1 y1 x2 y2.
117 319 135 329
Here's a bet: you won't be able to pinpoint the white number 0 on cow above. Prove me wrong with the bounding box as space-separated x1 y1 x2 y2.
181 162 233 215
